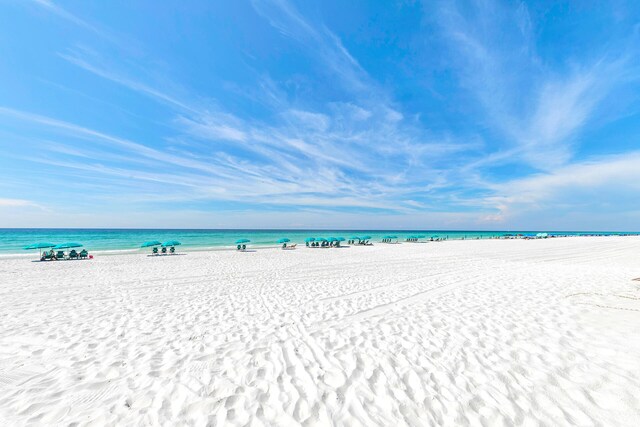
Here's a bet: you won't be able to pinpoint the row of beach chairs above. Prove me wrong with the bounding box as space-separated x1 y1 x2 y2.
152 247 176 255
347 240 371 245
41 249 89 261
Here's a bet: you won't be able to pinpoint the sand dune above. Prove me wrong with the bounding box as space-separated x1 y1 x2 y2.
0 236 639 425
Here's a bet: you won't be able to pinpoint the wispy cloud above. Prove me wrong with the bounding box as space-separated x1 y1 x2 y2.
436 0 637 169
31 0 112 41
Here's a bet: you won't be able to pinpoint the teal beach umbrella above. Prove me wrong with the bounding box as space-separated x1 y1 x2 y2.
54 242 83 249
315 237 327 242
361 236 371 240
235 239 250 244
24 242 56 250
24 242 56 258
336 237 345 241
277 238 290 243
349 236 360 240
141 240 162 248
162 240 181 247
304 237 315 242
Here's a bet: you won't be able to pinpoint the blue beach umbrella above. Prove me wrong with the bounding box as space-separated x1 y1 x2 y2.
24 242 56 250
361 235 371 240
336 237 345 241
277 238 290 243
235 239 250 244
304 237 316 242
349 236 361 240
54 242 83 249
383 235 397 239
24 242 56 258
162 240 182 247
141 240 162 248
315 237 327 242
327 237 337 242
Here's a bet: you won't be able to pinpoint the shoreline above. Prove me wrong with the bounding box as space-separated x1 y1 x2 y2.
5 233 640 260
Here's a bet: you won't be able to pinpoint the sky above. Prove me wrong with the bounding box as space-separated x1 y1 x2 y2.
0 0 639 230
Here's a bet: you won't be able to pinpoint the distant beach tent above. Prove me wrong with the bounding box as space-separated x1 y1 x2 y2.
54 242 83 249
141 240 162 248
162 240 182 247
24 242 56 258
277 238 290 243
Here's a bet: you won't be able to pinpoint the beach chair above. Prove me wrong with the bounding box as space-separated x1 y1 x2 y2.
289 243 297 249
170 246 175 254
282 243 287 249
69 250 79 260
242 244 246 251
41 250 55 261
152 247 158 255
79 249 88 259
161 247 167 255
56 250 65 260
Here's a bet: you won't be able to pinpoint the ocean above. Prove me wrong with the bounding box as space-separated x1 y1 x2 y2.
1 228 638 256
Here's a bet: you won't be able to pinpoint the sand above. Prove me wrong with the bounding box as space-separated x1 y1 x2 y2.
0 236 639 425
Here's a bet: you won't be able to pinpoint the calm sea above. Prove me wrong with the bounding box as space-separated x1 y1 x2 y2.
1 228 638 256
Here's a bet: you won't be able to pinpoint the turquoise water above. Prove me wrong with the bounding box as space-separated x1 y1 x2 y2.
2 228 638 256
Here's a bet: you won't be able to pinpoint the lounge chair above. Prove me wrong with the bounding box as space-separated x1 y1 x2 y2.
41 251 55 261
282 243 287 249
152 247 158 255
69 250 79 260
170 246 175 254
289 243 297 249
237 244 241 250
79 249 88 259
56 250 65 260
242 244 246 251
161 247 167 254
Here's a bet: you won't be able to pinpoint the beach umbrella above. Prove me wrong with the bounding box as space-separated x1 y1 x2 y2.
431 235 439 238
304 237 316 242
24 242 56 258
141 240 162 248
235 239 250 244
54 242 83 249
349 236 361 240
336 237 345 241
24 242 56 250
415 235 426 238
162 240 182 247
327 237 337 242
383 235 397 239
361 235 371 240
277 238 290 243
315 237 327 242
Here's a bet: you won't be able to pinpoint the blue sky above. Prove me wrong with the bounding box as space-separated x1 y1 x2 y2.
1 0 639 230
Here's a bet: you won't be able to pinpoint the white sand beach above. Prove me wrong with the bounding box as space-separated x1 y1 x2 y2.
1 236 639 425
